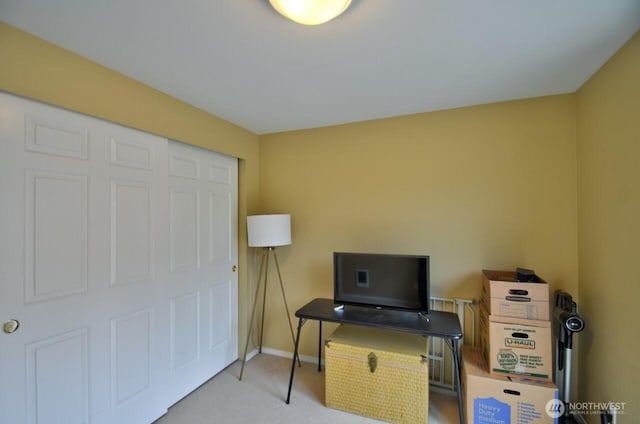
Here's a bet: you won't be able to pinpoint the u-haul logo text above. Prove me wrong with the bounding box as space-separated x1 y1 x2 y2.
505 338 535 349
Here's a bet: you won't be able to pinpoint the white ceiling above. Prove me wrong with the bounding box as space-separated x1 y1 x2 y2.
1 1 639 134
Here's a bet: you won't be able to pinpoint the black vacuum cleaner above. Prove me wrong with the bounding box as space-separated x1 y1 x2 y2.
553 290 586 421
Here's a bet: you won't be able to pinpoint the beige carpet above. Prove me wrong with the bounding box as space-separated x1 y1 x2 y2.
154 354 459 424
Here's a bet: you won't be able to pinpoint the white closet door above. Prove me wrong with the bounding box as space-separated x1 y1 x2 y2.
162 141 238 405
0 95 95 424
0 92 238 423
89 118 170 424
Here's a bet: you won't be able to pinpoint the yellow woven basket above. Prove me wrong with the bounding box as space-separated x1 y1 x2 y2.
325 325 429 424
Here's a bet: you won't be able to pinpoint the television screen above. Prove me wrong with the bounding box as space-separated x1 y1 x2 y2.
333 252 430 313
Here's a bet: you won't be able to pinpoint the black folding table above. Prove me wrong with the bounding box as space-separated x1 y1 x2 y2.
285 298 465 424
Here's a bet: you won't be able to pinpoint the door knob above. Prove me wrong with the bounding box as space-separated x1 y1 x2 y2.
3 319 19 334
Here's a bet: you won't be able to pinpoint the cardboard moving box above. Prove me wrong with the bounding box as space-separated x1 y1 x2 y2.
462 346 559 424
479 305 552 380
482 270 550 321
325 325 429 424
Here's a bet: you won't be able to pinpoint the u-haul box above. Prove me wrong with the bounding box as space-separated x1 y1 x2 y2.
479 305 552 380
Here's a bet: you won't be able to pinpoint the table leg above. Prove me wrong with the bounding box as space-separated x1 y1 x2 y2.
318 320 322 372
447 339 464 424
286 317 305 404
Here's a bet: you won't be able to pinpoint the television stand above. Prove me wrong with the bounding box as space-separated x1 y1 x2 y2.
285 298 465 424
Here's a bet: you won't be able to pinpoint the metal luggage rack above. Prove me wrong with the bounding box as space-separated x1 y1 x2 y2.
428 296 478 394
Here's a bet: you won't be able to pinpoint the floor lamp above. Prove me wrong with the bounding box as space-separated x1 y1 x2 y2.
239 214 300 380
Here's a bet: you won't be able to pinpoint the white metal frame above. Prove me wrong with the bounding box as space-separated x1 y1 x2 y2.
428 296 477 394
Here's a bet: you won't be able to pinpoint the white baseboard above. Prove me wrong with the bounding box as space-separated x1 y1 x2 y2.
429 385 457 397
245 347 259 362
244 347 324 366
244 348 457 397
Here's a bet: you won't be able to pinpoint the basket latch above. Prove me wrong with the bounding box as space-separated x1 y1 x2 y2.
368 352 377 373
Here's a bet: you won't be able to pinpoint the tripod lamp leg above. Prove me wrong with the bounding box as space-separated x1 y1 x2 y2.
239 249 267 381
272 248 301 368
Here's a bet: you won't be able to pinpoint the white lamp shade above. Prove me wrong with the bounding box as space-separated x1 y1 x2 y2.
247 214 292 247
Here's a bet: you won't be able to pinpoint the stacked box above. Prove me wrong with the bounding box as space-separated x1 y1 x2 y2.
324 325 429 424
482 270 550 321
479 305 553 379
480 270 553 380
462 345 559 424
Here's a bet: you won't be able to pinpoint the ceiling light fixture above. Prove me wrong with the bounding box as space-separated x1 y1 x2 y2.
269 0 352 25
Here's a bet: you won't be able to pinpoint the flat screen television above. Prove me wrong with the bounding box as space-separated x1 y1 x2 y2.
333 252 430 313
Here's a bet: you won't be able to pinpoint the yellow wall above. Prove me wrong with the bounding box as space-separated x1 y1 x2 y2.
259 95 579 357
5 18 638 411
0 22 261 355
576 31 640 420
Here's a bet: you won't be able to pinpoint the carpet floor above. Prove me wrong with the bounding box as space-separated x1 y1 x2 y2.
154 353 459 423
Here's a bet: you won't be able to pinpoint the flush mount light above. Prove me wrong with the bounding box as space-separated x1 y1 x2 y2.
269 0 352 25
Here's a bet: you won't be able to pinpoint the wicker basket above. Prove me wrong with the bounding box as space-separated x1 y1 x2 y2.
325 325 429 424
